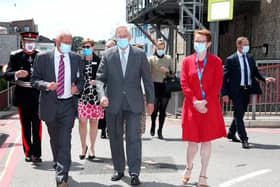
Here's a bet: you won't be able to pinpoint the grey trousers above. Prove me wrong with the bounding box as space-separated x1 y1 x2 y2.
106 110 142 176
46 98 75 183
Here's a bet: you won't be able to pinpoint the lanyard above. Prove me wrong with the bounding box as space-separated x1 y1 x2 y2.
196 54 207 99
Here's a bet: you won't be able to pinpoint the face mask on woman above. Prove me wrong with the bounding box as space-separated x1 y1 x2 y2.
194 42 206 54
82 48 92 56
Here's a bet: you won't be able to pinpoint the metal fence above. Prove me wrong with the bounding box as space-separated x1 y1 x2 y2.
221 61 280 119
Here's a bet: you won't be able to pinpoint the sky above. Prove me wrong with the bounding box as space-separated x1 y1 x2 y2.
0 0 127 40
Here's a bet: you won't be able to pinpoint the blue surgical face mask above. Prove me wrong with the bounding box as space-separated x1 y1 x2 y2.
82 48 92 56
194 42 206 54
117 38 129 49
156 49 165 56
60 43 72 54
242 45 250 54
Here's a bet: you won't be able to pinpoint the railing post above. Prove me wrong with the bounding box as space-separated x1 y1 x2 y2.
252 95 256 120
7 82 10 108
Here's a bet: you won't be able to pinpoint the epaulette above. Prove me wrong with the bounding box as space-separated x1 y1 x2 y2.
10 49 23 55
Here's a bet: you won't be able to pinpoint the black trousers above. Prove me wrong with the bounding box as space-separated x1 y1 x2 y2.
18 106 42 157
151 82 170 132
229 88 250 142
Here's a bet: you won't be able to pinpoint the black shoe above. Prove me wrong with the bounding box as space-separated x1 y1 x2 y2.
131 174 141 185
32 156 42 163
242 140 250 149
53 163 57 169
158 130 164 139
150 128 155 136
227 133 240 142
79 146 88 160
101 130 107 139
88 155 96 160
25 156 32 162
111 172 124 181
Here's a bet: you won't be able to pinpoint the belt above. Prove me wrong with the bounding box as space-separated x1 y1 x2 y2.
57 97 73 101
240 86 251 90
16 80 32 88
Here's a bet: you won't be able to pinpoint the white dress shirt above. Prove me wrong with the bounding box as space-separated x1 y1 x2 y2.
118 45 130 76
237 51 251 86
54 48 72 99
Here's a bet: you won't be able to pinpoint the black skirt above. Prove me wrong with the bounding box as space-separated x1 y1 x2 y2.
154 82 171 98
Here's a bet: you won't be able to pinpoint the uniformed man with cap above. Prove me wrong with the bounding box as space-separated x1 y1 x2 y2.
4 32 42 163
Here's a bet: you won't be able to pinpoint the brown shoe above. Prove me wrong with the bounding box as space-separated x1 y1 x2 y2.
182 164 193 185
197 176 208 187
57 182 69 187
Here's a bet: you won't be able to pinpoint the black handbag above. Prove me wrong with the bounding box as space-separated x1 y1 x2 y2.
163 75 182 92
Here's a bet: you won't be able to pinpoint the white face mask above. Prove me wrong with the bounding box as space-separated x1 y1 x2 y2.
24 43 35 52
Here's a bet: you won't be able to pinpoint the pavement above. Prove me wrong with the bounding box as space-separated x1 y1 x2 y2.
0 108 280 187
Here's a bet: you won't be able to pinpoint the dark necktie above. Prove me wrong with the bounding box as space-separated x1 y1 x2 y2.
242 55 248 86
57 55 65 96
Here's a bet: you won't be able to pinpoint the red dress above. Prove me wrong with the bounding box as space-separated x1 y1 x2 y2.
181 53 226 142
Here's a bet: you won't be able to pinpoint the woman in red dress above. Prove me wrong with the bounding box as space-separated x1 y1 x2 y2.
180 29 226 187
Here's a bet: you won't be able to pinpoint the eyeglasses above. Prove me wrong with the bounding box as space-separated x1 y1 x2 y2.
82 46 91 49
194 40 207 43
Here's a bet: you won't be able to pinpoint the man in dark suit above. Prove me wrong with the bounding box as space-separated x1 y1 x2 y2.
4 32 42 163
32 31 84 187
96 25 154 185
222 36 275 149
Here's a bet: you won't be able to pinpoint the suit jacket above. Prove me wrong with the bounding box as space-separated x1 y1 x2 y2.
221 52 266 99
32 50 84 122
96 45 154 114
4 49 40 108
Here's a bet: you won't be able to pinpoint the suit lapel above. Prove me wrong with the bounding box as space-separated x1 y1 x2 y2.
69 53 74 82
246 55 253 74
114 47 124 80
125 45 133 78
50 50 56 81
234 53 242 80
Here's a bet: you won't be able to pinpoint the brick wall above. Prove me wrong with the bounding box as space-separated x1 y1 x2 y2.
219 1 280 62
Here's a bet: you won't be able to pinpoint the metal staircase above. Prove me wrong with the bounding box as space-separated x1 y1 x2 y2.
179 0 205 36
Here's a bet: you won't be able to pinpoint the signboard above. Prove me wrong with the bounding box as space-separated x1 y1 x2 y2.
208 0 234 22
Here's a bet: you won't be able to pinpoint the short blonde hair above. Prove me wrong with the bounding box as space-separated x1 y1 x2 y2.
236 36 248 45
194 29 212 42
81 38 94 46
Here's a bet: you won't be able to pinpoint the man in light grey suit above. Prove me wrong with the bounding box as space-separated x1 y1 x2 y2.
96 26 154 185
32 31 84 187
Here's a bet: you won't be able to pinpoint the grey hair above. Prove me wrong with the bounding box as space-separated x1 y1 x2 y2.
56 30 72 40
115 25 131 36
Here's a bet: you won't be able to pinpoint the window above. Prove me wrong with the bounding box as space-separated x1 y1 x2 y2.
24 26 30 32
13 26 18 32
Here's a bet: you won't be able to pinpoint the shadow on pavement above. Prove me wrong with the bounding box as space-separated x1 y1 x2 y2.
142 137 152 141
7 142 22 148
69 176 113 187
86 156 112 164
249 142 280 150
0 133 9 147
32 160 84 171
162 138 182 142
121 175 196 187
